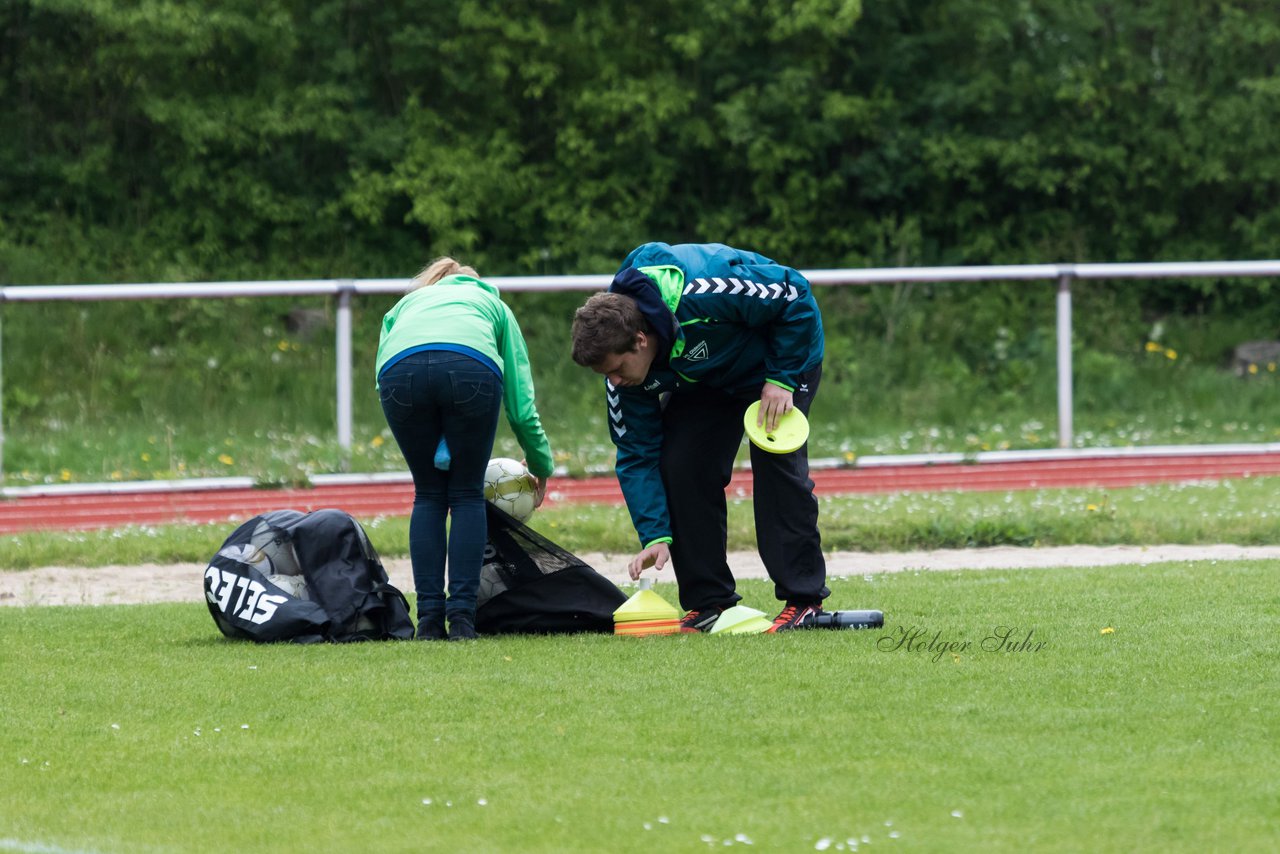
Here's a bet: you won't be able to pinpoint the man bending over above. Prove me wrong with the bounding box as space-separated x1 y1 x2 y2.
571 242 828 633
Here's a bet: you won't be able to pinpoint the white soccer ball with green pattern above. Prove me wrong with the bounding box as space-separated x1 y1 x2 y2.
483 457 537 523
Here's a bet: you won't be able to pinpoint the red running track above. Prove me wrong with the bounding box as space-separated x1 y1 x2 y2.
3 450 1280 534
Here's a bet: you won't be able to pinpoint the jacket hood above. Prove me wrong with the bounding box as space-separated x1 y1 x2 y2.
609 267 678 352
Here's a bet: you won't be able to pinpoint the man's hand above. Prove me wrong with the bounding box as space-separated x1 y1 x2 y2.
757 383 794 433
628 542 671 581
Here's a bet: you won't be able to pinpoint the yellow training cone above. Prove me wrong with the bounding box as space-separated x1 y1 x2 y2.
708 605 772 635
743 402 810 454
613 588 681 636
613 589 679 622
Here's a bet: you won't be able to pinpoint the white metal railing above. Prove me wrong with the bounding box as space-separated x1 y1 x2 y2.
2 260 1279 480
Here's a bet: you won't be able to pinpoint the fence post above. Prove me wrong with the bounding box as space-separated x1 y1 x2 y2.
335 280 354 470
1056 272 1074 448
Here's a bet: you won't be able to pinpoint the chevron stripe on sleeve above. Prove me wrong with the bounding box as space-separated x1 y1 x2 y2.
606 380 627 438
682 277 800 301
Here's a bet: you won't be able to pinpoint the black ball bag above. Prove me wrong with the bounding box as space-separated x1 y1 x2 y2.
204 508 413 644
477 504 627 634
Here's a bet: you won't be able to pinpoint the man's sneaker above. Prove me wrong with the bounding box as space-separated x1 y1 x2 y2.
766 602 824 633
679 606 728 633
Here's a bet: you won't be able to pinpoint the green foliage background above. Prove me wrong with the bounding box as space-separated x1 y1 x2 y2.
2 0 1280 481
7 0 1280 277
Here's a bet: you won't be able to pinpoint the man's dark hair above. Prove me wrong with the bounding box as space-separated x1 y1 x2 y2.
571 293 650 367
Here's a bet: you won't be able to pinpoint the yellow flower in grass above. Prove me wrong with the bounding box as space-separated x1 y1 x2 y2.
217 454 235 466
1100 627 1115 635
1164 348 1177 360
60 469 72 482
1086 503 1099 512
371 436 385 448
1249 363 1259 375
1144 341 1162 352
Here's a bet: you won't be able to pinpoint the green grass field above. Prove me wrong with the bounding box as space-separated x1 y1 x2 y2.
4 468 1279 851
3 565 1278 853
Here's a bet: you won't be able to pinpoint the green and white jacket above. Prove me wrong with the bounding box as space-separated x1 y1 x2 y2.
376 274 554 478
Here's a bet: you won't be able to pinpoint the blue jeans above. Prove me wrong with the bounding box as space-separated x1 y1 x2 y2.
378 351 502 623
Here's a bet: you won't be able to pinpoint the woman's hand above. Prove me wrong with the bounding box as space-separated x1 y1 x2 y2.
523 461 549 508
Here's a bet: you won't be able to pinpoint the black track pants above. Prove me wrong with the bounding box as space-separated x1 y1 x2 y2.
659 366 829 612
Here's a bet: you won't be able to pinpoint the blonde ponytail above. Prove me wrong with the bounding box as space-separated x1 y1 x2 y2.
413 256 479 289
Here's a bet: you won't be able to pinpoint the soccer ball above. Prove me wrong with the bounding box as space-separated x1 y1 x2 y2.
483 457 537 523
267 572 309 600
